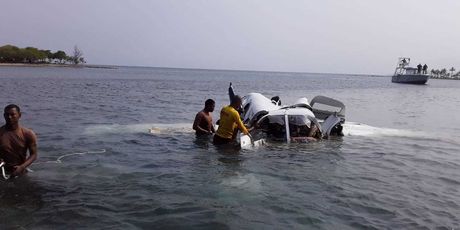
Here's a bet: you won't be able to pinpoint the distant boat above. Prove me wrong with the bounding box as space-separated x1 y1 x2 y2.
392 57 429 84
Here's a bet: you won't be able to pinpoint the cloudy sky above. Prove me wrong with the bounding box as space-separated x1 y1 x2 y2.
1 0 459 74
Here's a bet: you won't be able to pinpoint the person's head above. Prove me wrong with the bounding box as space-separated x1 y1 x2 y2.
230 95 242 109
271 96 281 105
204 99 215 112
4 104 21 126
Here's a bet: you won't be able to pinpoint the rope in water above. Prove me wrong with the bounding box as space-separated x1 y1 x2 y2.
33 149 107 164
0 149 107 180
0 161 10 180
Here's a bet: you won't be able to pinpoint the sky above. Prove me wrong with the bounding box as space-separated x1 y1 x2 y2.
1 0 459 75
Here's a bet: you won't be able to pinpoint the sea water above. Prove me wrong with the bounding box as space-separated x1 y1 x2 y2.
0 66 459 229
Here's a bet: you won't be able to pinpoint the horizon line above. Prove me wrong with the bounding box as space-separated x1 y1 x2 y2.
88 63 388 77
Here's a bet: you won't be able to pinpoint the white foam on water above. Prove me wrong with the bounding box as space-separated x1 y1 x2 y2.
343 122 432 139
220 173 262 192
83 122 449 143
83 123 194 135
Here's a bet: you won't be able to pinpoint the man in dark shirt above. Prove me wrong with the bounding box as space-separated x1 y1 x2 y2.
423 64 428 74
417 64 423 74
0 104 38 177
193 99 216 136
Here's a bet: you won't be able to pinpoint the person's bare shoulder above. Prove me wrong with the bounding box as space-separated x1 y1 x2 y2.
195 111 205 119
21 127 37 143
201 111 211 118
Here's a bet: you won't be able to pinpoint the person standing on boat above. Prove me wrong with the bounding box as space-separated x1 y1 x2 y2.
417 64 423 74
401 58 407 66
213 95 250 145
423 64 428 74
193 99 216 136
0 104 38 177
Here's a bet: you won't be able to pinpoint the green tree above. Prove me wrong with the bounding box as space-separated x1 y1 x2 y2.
23 47 45 63
433 69 441 78
430 69 436 78
440 68 447 78
0 45 21 62
53 50 67 64
449 67 456 78
42 50 53 63
0 44 76 65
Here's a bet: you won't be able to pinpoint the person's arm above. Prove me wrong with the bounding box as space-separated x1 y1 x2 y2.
12 130 37 176
233 111 249 135
193 113 201 131
210 121 216 133
193 113 211 134
308 125 322 140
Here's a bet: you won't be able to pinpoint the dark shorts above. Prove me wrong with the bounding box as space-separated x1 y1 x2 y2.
3 164 16 174
1 164 27 178
213 135 233 145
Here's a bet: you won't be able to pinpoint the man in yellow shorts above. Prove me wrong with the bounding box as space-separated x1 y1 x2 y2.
213 95 250 145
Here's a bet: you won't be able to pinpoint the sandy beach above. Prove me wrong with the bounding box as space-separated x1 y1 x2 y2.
0 63 117 69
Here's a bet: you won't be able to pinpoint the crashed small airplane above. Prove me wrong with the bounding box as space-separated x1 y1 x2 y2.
229 84 345 148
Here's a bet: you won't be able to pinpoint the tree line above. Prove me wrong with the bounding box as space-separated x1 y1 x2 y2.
0 44 85 65
430 67 460 79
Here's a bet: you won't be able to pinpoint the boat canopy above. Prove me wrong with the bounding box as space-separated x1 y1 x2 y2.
404 67 417 75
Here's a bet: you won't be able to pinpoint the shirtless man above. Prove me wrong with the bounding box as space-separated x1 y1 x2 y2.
193 99 216 136
0 104 38 177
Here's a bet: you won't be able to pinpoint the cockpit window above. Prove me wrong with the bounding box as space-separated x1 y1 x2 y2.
288 115 313 138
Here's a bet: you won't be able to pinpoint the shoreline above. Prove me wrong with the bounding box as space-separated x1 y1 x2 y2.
1 63 458 79
0 63 383 75
0 63 117 69
431 77 460 80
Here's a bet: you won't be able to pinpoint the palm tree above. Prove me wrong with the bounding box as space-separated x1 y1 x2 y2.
455 71 460 79
432 69 440 78
450 67 456 78
440 68 447 78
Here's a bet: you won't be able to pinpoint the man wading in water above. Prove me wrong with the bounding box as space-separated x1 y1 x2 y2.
193 99 216 136
0 104 38 178
213 95 250 145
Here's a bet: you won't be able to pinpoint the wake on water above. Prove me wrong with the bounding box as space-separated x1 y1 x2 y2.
37 121 436 167
83 123 193 135
23 122 445 173
22 123 443 185
83 122 436 140
342 122 432 139
220 172 262 192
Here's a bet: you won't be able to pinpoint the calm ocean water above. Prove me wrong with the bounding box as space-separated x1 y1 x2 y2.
0 66 459 229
